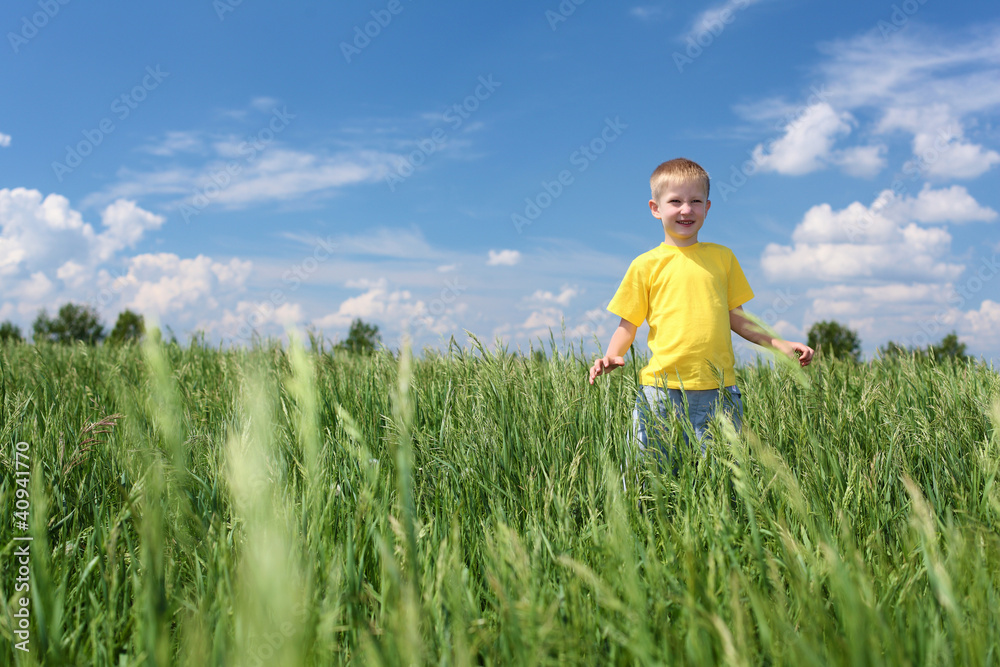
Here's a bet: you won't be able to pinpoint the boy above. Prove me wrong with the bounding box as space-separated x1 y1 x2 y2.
588 158 813 463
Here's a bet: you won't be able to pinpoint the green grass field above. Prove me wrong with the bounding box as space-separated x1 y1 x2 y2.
1 335 999 665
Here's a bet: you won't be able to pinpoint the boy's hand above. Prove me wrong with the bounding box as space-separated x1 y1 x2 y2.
589 355 626 384
774 340 815 367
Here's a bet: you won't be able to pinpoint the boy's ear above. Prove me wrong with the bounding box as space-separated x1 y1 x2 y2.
649 199 660 217
706 199 712 213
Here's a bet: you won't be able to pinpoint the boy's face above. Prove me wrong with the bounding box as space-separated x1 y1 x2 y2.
649 178 710 247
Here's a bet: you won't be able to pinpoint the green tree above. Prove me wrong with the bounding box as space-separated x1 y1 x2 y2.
0 321 23 343
108 309 145 345
807 320 862 362
878 332 969 363
335 318 381 355
926 332 968 362
33 303 106 345
877 340 909 359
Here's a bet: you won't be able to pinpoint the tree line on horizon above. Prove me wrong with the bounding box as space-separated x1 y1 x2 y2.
805 319 969 363
0 302 384 355
0 302 144 346
0 302 971 362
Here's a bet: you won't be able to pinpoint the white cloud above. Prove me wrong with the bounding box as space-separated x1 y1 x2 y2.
964 300 1000 344
201 148 396 207
527 285 578 307
311 274 465 344
771 319 804 340
0 195 617 351
114 253 252 317
0 189 93 280
761 196 965 283
630 6 664 21
875 108 1000 179
758 186 1000 357
911 131 1000 180
785 277 1000 358
830 144 887 178
97 199 166 261
881 184 997 225
752 103 854 175
140 131 205 157
806 283 955 317
326 227 437 260
0 132 10 147
739 26 1000 181
563 306 614 340
820 29 1000 119
876 103 951 136
821 27 1000 180
19 272 54 301
210 234 626 350
315 278 426 331
345 277 385 290
210 300 304 340
0 188 163 300
799 282 969 350
877 107 1000 179
763 236 960 283
487 249 521 266
684 0 762 42
84 146 400 212
250 97 281 112
522 308 563 330
56 260 89 289
84 99 493 214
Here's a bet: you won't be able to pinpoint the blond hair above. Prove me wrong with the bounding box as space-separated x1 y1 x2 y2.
650 158 710 201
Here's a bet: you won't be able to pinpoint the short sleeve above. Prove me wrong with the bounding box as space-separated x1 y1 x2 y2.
727 252 754 310
607 259 648 327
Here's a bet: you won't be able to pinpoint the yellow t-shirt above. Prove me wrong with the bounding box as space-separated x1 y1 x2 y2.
607 242 754 389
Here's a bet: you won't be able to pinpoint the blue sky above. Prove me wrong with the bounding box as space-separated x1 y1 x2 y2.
2 0 999 363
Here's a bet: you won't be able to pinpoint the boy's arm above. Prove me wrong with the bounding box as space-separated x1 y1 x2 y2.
589 318 638 384
730 306 814 367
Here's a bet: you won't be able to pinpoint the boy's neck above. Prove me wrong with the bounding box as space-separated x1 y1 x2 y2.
662 235 699 248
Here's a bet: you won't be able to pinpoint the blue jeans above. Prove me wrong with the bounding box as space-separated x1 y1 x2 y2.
631 385 743 470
